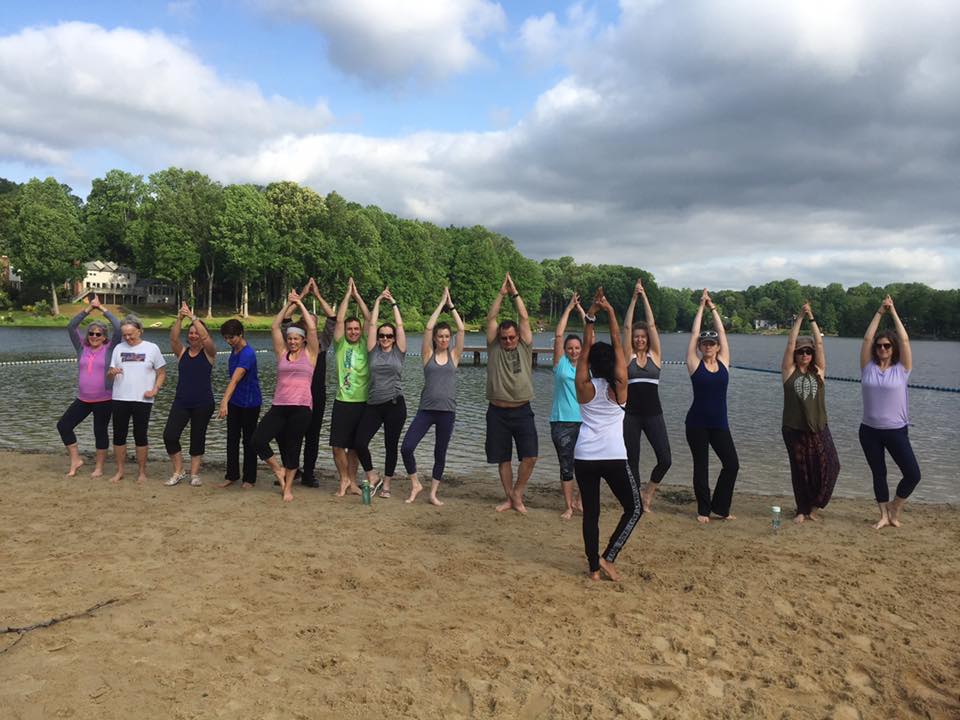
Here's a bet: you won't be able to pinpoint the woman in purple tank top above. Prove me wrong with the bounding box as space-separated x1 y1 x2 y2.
859 294 919 530
252 290 320 502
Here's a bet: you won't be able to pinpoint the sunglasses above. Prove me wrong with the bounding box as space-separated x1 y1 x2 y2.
875 342 893 349
795 347 814 356
87 331 103 337
378 333 395 340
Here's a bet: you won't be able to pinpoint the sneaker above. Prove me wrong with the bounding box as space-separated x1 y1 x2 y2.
189 475 203 487
165 471 186 487
301 475 320 488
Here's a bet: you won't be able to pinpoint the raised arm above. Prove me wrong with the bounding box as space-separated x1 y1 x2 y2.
351 279 371 326
334 281 352 343
171 301 189 359
296 292 320 362
599 293 628 404
861 299 886 369
553 293 580 368
384 288 406 352
271 294 292 356
367 289 384 351
886 295 912 371
809 305 826 376
67 296 90 353
101 299 122 351
451 293 466 366
486 274 509 343
423 290 447 365
308 279 337 350
576 294 599 404
622 281 639 353
638 280 661 364
686 291 707 374
707 294 729 366
782 304 805 381
507 272 534 345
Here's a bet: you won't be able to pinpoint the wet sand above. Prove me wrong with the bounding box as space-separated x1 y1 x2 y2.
1 450 958 719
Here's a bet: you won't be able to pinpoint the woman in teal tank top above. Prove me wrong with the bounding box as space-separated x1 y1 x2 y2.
550 293 586 520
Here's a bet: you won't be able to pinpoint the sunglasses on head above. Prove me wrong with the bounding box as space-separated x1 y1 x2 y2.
378 333 394 339
875 342 893 349
795 347 813 356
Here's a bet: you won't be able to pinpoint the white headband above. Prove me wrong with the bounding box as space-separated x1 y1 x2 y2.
286 326 306 338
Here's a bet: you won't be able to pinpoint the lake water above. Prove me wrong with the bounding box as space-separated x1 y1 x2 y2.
1 327 957 503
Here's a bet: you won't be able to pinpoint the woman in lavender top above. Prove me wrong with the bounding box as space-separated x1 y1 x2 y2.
58 293 121 477
859 294 919 530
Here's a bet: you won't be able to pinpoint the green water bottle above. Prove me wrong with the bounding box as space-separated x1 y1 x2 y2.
361 478 371 505
771 505 781 532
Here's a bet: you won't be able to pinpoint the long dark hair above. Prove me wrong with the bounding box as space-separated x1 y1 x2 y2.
588 341 618 387
871 330 901 365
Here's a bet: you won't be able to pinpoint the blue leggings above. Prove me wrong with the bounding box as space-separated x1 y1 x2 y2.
858 424 921 502
400 410 455 480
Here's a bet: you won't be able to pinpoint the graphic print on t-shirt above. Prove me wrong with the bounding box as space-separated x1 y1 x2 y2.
120 352 147 363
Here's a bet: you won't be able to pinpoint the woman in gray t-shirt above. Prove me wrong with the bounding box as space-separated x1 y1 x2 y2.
400 287 465 505
354 288 407 497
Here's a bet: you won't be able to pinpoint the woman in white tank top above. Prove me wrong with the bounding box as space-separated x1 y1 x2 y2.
573 288 644 582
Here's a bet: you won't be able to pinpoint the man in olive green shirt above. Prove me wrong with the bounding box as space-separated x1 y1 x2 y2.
485 272 538 514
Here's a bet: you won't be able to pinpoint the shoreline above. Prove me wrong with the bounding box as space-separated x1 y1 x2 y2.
2 449 959 719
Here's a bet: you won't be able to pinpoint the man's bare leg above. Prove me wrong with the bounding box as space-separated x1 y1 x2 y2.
510 456 537 514
91 449 107 478
135 446 149 483
496 461 514 512
334 448 361 496
109 445 125 483
347 450 361 492
65 443 84 476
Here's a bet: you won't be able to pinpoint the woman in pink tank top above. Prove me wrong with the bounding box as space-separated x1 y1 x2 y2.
252 290 320 502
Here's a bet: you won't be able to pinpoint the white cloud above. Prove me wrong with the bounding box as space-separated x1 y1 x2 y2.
259 0 506 85
516 3 598 70
0 22 331 165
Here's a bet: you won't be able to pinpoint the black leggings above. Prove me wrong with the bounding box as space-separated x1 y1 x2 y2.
253 405 312 470
112 401 153 447
226 404 260 484
302 391 327 479
355 396 407 476
58 399 112 450
623 412 672 485
858 424 921 502
685 426 739 518
163 403 215 456
575 459 643 573
400 409 456 480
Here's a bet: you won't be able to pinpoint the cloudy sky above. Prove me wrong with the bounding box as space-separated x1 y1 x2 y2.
1 0 958 289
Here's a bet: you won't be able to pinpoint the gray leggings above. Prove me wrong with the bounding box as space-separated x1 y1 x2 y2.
623 412 672 485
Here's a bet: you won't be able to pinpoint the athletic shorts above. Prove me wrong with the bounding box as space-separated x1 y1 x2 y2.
329 399 366 449
485 403 538 463
550 421 581 481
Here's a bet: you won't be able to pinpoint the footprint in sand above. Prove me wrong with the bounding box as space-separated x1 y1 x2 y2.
902 671 960 712
773 597 795 617
448 680 474 718
518 687 553 719
844 665 878 698
633 677 682 707
831 703 862 720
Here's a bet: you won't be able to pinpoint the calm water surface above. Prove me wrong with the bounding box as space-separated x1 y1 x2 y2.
1 328 957 503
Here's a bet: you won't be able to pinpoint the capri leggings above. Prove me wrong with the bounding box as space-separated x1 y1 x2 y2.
253 405 312 470
163 403 215 456
112 401 153 447
858 424 921 502
355 397 407 476
400 409 455 480
58 399 112 450
623 412 672 485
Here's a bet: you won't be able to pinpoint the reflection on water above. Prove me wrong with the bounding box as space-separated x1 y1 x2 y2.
2 328 958 503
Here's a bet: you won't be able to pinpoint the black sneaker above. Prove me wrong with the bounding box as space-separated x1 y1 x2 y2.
301 475 320 488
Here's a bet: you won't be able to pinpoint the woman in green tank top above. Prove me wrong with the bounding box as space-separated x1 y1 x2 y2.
781 302 840 523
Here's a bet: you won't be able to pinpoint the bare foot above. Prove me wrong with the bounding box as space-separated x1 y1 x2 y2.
241 482 254 489
216 479 235 489
697 515 710 524
794 514 806 524
90 467 104 478
282 489 294 502
66 459 84 477
428 495 444 507
560 507 574 520
109 472 123 484
587 570 601 581
808 512 819 522
511 493 527 515
137 473 148 484
718 514 736 521
640 487 655 512
573 498 583 513
873 515 891 530
888 504 903 527
888 515 901 528
335 482 362 497
495 499 513 512
599 558 621 581
406 479 423 504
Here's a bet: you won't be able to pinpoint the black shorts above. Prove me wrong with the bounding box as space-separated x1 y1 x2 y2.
485 403 538 463
330 399 366 449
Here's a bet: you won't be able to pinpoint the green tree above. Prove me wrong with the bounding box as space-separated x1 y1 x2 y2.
213 185 277 317
84 170 148 264
9 177 84 315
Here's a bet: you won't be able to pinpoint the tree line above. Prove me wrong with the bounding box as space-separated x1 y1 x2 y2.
1 171 958 338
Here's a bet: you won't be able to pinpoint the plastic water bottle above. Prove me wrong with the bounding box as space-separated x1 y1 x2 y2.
771 505 781 532
361 479 371 506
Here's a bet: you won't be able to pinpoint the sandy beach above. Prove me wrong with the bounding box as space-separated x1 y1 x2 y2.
1 449 958 719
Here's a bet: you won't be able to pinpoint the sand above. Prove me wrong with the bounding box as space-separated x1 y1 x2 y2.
1 449 959 720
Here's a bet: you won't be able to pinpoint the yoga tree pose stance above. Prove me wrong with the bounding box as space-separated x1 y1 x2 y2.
550 292 585 520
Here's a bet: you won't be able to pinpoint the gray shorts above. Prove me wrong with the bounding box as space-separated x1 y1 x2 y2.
550 421 581 481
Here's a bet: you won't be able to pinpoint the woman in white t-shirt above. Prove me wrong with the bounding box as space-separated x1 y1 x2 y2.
107 315 166 483
574 288 643 582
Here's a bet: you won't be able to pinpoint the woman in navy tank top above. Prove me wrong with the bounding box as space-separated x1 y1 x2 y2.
684 289 739 523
